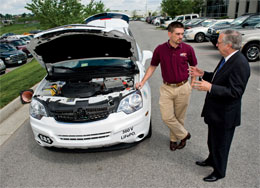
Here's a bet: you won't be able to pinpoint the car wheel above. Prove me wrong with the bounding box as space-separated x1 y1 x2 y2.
243 43 260 62
146 119 152 138
195 33 205 43
155 23 160 26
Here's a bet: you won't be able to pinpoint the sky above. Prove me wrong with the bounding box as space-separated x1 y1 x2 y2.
0 0 162 15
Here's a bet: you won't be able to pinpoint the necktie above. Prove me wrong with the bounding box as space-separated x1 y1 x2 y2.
217 58 226 72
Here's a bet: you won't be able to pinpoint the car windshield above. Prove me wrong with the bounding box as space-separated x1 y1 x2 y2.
0 44 16 52
10 40 26 46
51 58 135 74
189 19 203 25
230 15 250 26
202 20 216 27
214 21 231 26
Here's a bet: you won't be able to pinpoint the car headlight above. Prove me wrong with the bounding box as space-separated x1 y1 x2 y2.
5 57 11 60
30 98 48 120
117 90 143 114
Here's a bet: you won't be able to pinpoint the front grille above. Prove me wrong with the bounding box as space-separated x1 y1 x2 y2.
52 107 109 122
58 131 111 141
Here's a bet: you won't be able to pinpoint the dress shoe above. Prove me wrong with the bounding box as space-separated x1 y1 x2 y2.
170 141 178 151
195 160 212 167
203 172 222 182
177 132 191 149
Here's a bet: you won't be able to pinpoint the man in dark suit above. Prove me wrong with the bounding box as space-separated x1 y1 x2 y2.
189 29 250 182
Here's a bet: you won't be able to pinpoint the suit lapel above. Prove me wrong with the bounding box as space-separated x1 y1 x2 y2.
212 51 240 82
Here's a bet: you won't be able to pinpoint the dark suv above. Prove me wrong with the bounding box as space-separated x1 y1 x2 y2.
0 43 27 66
0 38 32 57
206 14 260 46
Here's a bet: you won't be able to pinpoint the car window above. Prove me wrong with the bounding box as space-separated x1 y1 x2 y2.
231 15 250 26
202 20 216 27
10 40 26 46
243 15 260 27
185 16 191 20
0 44 16 52
192 15 198 19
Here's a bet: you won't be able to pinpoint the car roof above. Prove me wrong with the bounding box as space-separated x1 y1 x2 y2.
85 12 129 29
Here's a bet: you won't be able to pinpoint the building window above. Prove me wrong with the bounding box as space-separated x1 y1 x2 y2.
246 0 250 13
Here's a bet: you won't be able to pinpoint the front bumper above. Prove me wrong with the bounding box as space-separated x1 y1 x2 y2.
30 107 151 149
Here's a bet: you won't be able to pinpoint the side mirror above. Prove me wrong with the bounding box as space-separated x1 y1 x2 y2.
20 89 34 104
142 50 153 66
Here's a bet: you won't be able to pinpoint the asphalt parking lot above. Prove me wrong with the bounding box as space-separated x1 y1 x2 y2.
0 21 259 188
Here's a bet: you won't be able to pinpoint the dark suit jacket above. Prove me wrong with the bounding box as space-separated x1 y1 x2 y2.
201 51 250 129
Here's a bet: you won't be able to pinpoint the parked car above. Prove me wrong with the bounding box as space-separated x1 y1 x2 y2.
0 43 27 66
184 18 212 30
0 38 32 57
0 32 15 39
7 35 33 44
153 16 164 26
240 23 260 62
184 19 233 42
20 12 153 150
206 13 260 46
0 59 6 74
161 14 199 29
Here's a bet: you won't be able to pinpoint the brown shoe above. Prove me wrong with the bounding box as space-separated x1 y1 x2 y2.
170 141 178 151
177 132 191 149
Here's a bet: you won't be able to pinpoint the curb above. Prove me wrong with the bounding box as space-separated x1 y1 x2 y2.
0 84 38 124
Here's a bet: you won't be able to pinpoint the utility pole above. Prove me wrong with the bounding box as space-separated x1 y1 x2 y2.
145 0 148 17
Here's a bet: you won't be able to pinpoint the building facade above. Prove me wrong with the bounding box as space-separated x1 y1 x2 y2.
204 0 259 18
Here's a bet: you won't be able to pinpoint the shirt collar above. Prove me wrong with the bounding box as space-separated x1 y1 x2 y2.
224 50 238 62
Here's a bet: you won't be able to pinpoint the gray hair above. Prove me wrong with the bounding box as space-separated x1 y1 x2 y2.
220 30 242 50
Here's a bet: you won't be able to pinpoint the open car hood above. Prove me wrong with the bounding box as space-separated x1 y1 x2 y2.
27 25 138 79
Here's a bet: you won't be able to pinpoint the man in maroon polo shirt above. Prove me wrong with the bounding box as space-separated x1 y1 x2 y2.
136 21 197 151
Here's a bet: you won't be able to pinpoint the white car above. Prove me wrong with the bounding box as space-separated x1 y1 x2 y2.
240 23 260 62
20 13 153 149
7 34 33 44
161 14 199 29
184 19 233 42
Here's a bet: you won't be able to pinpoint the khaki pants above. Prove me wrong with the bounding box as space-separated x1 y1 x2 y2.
159 82 192 142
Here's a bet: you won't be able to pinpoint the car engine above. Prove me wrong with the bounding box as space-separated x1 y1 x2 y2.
37 76 136 122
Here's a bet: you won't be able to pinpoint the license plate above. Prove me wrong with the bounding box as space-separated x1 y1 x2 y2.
18 60 22 64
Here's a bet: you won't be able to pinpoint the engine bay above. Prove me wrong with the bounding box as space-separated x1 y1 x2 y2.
39 76 135 99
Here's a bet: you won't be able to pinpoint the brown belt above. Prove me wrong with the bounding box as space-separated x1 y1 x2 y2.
163 80 188 87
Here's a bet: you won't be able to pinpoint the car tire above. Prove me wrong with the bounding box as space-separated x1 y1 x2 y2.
146 119 152 138
195 33 205 43
243 43 260 62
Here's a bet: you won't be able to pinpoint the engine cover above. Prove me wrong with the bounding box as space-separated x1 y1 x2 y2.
61 82 101 98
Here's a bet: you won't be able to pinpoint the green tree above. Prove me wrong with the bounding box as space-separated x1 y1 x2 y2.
192 0 205 14
84 0 109 18
25 0 84 28
161 0 183 18
161 0 205 17
25 0 108 29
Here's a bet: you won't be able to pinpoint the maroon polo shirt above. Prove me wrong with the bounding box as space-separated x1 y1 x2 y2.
151 41 197 83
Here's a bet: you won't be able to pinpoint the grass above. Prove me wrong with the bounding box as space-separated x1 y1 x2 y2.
0 59 46 108
0 22 42 35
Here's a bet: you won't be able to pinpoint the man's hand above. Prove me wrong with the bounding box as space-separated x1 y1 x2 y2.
135 82 144 89
188 66 204 77
192 79 212 92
